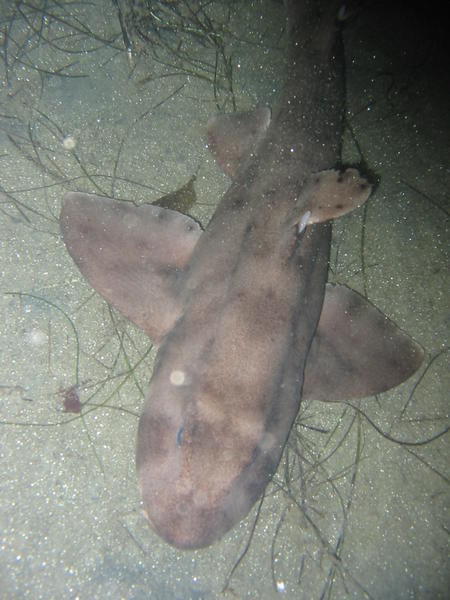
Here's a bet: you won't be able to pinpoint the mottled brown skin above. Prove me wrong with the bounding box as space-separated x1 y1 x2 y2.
61 0 422 550
136 0 346 548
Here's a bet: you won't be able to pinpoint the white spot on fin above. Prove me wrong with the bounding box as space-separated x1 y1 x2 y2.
298 211 311 233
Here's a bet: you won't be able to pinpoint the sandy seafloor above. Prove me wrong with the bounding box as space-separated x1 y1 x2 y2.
0 1 448 598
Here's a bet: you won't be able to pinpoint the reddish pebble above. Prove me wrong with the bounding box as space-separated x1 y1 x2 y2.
60 385 82 414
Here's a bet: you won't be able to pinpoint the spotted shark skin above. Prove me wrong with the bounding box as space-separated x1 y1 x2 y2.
60 0 423 549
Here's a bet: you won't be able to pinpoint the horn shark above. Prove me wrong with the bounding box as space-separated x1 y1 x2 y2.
60 0 423 549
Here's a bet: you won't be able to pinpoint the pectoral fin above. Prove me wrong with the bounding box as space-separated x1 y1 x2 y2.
60 192 202 343
303 284 424 401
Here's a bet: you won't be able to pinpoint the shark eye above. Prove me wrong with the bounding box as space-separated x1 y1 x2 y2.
176 427 184 448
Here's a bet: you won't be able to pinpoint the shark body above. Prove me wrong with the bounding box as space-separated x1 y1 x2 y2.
60 0 423 549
